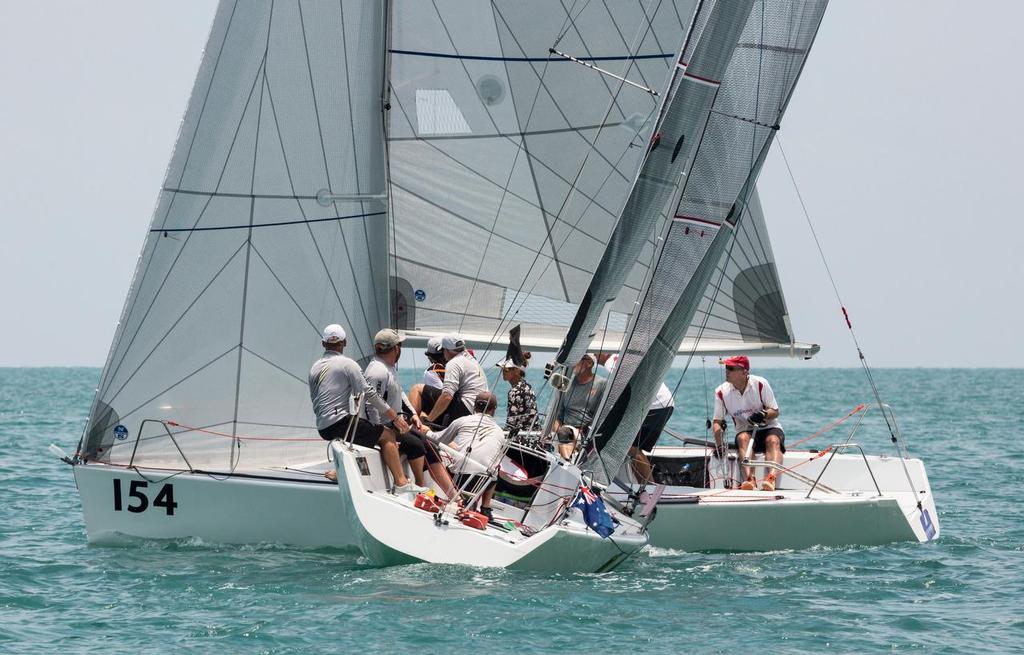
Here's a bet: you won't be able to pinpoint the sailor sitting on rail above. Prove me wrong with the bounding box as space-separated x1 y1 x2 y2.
551 353 606 460
423 392 505 520
363 328 429 488
421 334 489 427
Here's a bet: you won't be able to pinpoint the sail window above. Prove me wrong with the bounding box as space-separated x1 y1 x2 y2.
502 291 628 332
415 89 471 135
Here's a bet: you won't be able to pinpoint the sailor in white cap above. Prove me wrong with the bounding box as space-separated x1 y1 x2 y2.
308 324 425 494
422 333 489 427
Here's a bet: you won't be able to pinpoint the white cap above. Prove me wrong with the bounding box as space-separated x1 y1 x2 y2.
496 358 525 372
322 324 346 344
581 353 597 366
442 333 466 352
425 336 443 356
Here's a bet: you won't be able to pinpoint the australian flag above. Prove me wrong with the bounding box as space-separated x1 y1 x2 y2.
571 485 615 538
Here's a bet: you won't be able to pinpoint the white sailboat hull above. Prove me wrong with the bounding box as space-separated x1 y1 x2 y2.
331 442 645 572
73 461 355 548
616 445 939 552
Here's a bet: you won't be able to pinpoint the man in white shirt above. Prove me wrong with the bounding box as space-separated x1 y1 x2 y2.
712 355 784 491
423 392 505 518
598 352 675 483
423 334 489 427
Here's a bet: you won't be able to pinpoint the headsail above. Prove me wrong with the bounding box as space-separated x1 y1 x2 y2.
551 0 756 371
590 0 829 482
81 1 389 468
386 0 699 349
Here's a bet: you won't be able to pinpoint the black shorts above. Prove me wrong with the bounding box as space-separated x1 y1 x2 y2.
396 430 426 461
735 427 786 455
421 386 471 426
634 406 674 452
318 415 383 449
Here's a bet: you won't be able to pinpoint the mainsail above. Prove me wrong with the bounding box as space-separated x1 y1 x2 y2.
387 0 699 349
590 0 829 482
81 1 390 468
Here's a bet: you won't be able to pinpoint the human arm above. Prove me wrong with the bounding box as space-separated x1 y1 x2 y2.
712 389 728 457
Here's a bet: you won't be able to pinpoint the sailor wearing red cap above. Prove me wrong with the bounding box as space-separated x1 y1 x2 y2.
712 356 784 491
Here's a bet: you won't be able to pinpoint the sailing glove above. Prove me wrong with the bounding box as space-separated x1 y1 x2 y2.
749 411 766 425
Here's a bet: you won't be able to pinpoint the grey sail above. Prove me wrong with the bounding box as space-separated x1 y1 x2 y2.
553 0 755 370
80 1 389 469
682 187 813 355
387 0 699 350
589 0 829 483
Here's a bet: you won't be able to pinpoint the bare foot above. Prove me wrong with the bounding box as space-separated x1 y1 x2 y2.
324 469 337 482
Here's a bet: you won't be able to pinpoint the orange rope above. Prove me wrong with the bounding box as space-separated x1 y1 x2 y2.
165 420 322 442
789 403 867 447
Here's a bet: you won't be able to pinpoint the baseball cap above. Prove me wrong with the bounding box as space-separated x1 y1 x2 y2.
496 358 525 372
321 324 346 344
581 353 597 366
374 328 405 349
722 355 749 370
442 333 466 351
425 336 443 356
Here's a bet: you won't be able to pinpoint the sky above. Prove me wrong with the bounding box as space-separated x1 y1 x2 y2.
0 1 1020 368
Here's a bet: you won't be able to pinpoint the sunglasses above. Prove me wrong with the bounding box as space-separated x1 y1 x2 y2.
724 365 743 372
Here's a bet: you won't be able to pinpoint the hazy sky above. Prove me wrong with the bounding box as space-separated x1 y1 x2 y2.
1 1 1020 367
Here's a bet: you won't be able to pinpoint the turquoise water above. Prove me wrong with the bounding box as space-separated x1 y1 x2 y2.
1 367 1021 653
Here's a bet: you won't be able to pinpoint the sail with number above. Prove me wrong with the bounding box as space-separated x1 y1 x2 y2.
589 0 829 482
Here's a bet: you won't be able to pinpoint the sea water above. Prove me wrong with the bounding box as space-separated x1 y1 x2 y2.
1 367 1021 653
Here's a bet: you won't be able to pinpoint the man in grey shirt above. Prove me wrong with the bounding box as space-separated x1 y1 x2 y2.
309 324 424 494
552 354 606 459
423 333 489 427
364 328 428 487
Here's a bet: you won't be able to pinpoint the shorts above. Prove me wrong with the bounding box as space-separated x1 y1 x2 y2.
396 430 426 461
318 415 383 448
634 406 673 452
735 427 786 455
421 386 471 426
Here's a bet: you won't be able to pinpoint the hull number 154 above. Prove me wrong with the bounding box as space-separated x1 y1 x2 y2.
112 479 178 516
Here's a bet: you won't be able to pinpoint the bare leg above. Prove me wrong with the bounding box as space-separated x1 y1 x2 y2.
427 462 457 499
481 483 496 509
629 447 653 484
735 432 753 484
763 435 783 490
409 455 426 486
378 431 409 487
408 384 424 414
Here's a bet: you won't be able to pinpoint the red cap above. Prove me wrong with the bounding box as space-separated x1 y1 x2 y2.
722 355 749 370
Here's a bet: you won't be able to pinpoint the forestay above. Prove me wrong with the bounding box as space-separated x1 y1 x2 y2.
387 0 698 348
81 1 390 469
590 0 829 482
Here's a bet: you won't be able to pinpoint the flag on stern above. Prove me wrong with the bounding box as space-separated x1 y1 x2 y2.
571 485 615 538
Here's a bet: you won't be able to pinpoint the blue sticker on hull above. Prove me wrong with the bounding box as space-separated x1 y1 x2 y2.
414 289 426 302
920 508 936 540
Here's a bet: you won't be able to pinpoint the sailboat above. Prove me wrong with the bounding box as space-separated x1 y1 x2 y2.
64 0 932 562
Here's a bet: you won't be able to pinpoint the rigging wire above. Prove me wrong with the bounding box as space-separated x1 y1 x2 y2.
773 138 904 454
